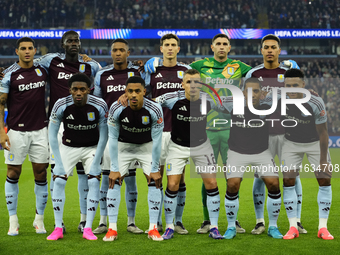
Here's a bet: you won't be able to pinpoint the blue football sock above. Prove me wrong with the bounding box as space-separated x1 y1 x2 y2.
125 169 138 218
85 176 100 229
107 182 121 224
53 177 67 228
34 179 48 215
5 177 19 216
99 170 109 218
77 169 88 216
164 188 178 225
253 177 266 221
318 186 332 219
295 175 303 220
175 183 186 223
283 186 297 219
267 191 281 228
148 183 161 225
206 187 220 227
225 191 238 229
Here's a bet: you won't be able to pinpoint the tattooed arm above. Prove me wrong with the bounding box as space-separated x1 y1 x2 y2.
0 92 9 150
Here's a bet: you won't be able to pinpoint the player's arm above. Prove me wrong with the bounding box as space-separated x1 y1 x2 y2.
154 91 180 109
89 104 108 176
149 104 164 188
107 105 122 188
48 101 66 175
316 122 329 166
0 92 9 150
93 71 103 98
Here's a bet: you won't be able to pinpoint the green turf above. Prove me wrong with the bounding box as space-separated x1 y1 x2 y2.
0 149 339 255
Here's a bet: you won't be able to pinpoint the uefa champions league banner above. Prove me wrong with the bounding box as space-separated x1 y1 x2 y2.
1 29 340 39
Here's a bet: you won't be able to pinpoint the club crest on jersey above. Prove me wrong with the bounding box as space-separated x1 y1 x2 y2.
8 153 14 161
79 64 85 73
142 116 149 125
227 67 235 75
177 71 184 78
35 68 43 76
166 163 172 171
87 112 95 121
128 72 134 77
277 74 284 82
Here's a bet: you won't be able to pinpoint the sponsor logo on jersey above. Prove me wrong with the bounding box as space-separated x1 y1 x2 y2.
277 74 284 82
128 72 134 77
155 73 162 78
177 114 206 122
79 64 86 73
35 68 43 76
142 116 150 125
227 67 235 75
57 63 65 68
166 163 172 171
121 124 151 133
16 74 24 80
8 153 14 161
66 114 74 120
18 81 46 91
87 112 95 121
107 84 126 92
106 75 114 80
157 117 163 124
177 71 183 78
67 123 97 130
156 82 181 89
179 106 187 111
121 117 129 123
57 72 73 79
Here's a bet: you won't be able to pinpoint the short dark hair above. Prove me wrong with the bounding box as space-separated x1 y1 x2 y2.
61 30 79 45
243 77 262 91
284 68 304 79
184 69 200 79
68 73 91 88
112 38 129 47
16 37 35 48
160 33 180 46
212 33 230 44
126 76 145 88
261 34 281 47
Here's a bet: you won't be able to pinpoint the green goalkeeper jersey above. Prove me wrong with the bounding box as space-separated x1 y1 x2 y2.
190 57 251 130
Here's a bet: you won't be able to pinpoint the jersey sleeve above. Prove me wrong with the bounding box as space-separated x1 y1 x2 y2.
93 71 103 98
0 72 11 94
108 103 124 172
189 59 204 71
154 91 180 110
89 61 101 77
49 98 65 126
239 61 252 77
310 96 327 124
144 72 152 96
97 99 108 127
150 102 164 173
34 53 56 70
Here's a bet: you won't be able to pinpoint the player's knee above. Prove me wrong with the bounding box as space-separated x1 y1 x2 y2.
226 179 240 193
317 178 331 187
33 163 48 180
7 165 22 179
167 180 180 192
204 179 217 190
283 178 295 187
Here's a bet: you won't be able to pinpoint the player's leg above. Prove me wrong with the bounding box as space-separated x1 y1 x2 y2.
125 164 143 234
4 129 29 236
76 162 88 233
309 146 333 240
29 128 50 234
93 144 110 234
197 130 219 233
47 144 79 241
281 139 301 240
174 167 188 234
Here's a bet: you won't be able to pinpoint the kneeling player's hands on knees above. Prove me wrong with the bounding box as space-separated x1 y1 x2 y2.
149 172 162 188
117 94 128 107
109 171 122 189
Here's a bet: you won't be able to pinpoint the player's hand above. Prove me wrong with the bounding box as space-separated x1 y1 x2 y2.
308 89 319 97
117 94 128 107
109 171 122 189
0 132 10 150
315 162 332 179
282 60 300 69
144 57 162 74
131 60 144 73
80 54 92 62
149 171 162 188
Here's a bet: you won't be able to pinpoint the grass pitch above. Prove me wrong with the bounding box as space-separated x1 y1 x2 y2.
0 149 339 255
